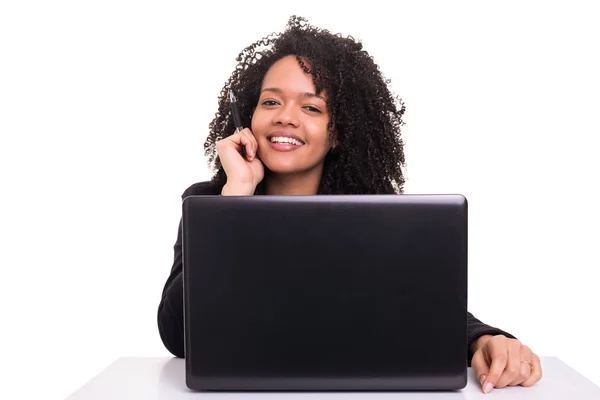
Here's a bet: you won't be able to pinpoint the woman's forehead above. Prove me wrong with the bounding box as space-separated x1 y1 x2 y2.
260 57 327 100
260 86 327 102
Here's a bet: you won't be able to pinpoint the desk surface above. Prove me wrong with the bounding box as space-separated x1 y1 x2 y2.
66 356 600 399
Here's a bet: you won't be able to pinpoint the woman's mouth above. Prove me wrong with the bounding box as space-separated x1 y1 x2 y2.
268 136 305 152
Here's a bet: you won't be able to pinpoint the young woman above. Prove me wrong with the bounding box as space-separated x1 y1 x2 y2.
157 16 542 393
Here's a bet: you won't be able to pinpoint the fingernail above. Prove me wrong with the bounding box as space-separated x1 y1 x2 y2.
479 375 486 386
483 382 493 393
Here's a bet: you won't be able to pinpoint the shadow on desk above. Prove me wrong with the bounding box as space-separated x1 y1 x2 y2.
158 358 189 392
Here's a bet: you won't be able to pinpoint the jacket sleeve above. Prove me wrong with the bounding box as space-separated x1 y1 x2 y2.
467 311 516 366
157 181 219 358
157 216 186 358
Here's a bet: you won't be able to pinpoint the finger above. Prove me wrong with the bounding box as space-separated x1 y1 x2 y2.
496 339 523 388
239 129 256 160
241 128 258 149
521 353 543 387
520 345 533 361
507 361 532 387
241 128 258 158
481 341 508 393
470 350 489 388
234 129 253 158
508 345 533 386
216 132 243 154
216 131 253 166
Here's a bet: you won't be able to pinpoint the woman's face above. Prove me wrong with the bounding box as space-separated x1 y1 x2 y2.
251 55 333 175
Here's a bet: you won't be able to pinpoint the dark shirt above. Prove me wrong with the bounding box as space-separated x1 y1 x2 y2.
157 181 516 366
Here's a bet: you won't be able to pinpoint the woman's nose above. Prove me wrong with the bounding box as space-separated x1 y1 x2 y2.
273 103 300 127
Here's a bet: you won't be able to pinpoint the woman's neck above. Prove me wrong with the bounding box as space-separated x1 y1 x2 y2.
264 169 322 195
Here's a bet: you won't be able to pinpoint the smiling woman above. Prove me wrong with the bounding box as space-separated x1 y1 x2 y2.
157 15 543 394
201 15 407 196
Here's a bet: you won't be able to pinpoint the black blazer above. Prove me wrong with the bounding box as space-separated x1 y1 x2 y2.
157 181 516 366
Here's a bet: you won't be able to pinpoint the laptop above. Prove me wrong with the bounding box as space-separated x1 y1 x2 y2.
181 194 468 391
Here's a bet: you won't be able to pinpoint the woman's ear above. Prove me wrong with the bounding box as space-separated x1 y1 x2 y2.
330 130 339 149
329 120 338 147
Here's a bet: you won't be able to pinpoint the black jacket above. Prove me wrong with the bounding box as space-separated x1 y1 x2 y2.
157 181 516 365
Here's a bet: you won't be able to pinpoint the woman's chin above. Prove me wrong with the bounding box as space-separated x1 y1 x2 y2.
263 162 300 175
259 151 325 176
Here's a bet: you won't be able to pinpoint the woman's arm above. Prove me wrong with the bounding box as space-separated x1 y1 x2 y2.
467 312 516 365
157 217 185 358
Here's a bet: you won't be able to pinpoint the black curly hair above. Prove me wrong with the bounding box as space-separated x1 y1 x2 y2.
204 15 407 195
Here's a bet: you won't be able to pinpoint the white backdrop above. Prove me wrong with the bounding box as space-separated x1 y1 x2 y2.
1 1 599 399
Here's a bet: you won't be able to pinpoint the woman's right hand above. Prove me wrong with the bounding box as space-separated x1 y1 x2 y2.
215 128 264 195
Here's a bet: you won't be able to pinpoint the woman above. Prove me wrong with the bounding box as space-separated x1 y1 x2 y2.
157 16 542 393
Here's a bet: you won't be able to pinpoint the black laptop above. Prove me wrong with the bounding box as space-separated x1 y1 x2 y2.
181 194 468 391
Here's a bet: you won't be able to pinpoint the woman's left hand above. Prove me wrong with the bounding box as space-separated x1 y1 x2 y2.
471 334 543 393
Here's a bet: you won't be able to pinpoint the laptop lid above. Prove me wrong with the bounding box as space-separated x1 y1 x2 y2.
182 194 468 391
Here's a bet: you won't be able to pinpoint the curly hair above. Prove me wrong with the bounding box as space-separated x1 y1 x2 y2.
203 15 407 195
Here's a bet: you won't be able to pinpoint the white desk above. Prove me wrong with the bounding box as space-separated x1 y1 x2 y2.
66 356 600 399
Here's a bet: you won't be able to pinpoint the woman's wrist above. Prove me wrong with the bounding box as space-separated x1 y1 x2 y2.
221 182 256 196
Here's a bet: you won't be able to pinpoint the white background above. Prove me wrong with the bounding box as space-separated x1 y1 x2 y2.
1 1 599 398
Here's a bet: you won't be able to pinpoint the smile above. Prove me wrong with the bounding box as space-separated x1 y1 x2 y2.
267 136 305 152
269 136 304 146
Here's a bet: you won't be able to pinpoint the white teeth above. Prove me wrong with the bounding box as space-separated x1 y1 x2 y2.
270 136 303 146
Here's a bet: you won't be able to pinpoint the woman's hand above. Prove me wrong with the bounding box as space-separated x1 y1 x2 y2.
471 335 542 393
215 128 264 195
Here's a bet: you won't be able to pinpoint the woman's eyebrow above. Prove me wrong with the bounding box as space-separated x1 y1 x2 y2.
261 87 325 101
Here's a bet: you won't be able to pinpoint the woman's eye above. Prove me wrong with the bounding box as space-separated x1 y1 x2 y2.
261 100 320 113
